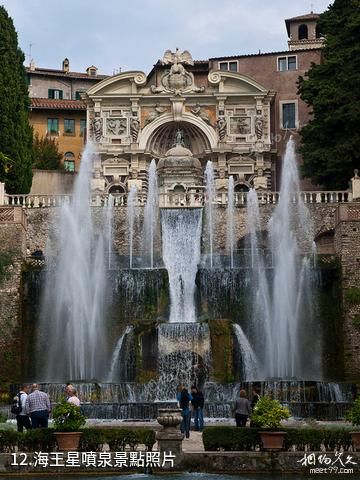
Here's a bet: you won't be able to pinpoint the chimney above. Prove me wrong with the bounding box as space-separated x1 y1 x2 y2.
86 65 98 76
62 58 70 72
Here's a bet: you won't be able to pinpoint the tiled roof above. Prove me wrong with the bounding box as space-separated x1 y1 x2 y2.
30 98 86 110
209 47 322 61
26 67 108 80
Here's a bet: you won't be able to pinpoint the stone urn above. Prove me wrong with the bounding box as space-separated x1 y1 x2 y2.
156 408 183 457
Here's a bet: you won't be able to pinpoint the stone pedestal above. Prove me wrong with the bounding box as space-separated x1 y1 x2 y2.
156 408 183 460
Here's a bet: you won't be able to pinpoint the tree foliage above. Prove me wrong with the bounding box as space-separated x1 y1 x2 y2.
298 0 360 189
0 6 33 193
33 133 62 170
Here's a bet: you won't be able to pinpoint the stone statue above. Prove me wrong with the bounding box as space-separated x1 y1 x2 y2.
190 103 212 125
130 118 140 142
151 48 204 95
255 115 264 140
216 116 227 141
144 104 166 126
106 118 127 136
174 128 185 146
91 118 103 142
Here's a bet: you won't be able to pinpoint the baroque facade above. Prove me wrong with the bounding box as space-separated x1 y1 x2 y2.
85 49 275 195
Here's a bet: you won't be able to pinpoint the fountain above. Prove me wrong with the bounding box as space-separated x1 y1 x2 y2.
36 142 109 381
226 175 235 268
127 185 138 269
108 326 133 382
161 209 202 323
143 159 158 268
233 324 261 381
204 161 215 268
106 193 113 269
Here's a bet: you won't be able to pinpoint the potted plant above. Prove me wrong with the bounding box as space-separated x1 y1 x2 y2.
250 396 290 450
346 396 360 450
52 401 86 451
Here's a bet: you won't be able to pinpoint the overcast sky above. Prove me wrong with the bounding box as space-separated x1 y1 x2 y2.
1 0 332 75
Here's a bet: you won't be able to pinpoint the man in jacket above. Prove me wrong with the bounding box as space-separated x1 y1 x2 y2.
25 384 51 428
191 385 205 432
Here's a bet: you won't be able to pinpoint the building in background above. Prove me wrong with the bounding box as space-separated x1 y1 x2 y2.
27 59 107 172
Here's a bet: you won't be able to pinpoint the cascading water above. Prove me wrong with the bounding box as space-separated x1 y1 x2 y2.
226 175 235 268
37 142 108 381
143 160 158 268
161 209 202 323
127 185 138 269
108 326 133 382
205 161 215 268
106 193 113 269
247 138 319 379
233 324 261 380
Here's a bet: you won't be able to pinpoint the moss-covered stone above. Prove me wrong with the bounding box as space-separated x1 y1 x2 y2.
208 319 234 382
345 287 360 306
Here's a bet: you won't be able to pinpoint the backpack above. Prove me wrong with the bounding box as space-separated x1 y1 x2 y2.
11 393 22 415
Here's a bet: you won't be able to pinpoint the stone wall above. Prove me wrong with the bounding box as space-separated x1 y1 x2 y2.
30 169 76 195
0 208 27 383
335 204 360 380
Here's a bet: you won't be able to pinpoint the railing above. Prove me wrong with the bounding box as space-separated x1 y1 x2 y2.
3 190 353 208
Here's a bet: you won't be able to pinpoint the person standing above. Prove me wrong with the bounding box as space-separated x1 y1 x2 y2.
250 388 261 427
66 385 80 407
14 384 32 432
25 384 51 428
177 386 193 439
233 389 252 427
191 385 204 432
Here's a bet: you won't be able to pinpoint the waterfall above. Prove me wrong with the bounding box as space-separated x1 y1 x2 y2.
161 209 202 323
143 160 158 268
37 142 108 381
108 326 133 382
127 185 138 269
106 193 113 269
205 161 215 268
233 324 261 381
247 138 318 379
226 175 235 268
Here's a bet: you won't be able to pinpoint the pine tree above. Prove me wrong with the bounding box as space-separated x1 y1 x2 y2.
33 133 62 170
298 0 360 189
0 6 33 193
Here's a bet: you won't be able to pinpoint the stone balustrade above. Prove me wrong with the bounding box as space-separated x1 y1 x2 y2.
2 189 353 208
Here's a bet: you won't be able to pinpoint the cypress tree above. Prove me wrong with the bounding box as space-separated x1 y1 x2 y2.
298 0 360 189
0 5 33 193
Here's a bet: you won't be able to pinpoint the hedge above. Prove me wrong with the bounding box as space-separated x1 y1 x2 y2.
203 426 352 451
0 427 156 453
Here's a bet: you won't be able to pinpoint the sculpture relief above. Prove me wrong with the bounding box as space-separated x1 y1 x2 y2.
216 116 227 141
255 115 264 139
106 118 127 136
144 104 166 126
190 103 212 125
130 118 140 142
91 118 103 142
253 168 268 190
151 48 205 95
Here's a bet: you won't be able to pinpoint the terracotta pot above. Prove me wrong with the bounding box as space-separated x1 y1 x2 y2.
54 432 83 451
350 431 360 451
260 431 286 450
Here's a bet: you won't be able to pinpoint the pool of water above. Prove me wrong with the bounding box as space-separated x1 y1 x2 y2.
22 473 320 480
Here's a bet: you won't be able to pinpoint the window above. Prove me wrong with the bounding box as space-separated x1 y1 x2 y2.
26 74 32 86
64 152 75 172
47 118 59 135
48 89 63 99
80 119 86 137
219 61 238 72
299 24 309 40
277 56 297 71
281 102 296 129
75 90 85 100
64 119 75 135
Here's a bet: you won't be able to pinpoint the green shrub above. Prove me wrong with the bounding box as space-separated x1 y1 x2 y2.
251 397 290 429
346 397 360 426
52 401 86 432
203 426 260 451
0 414 7 423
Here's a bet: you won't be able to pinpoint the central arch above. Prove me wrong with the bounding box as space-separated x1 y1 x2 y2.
139 112 218 153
